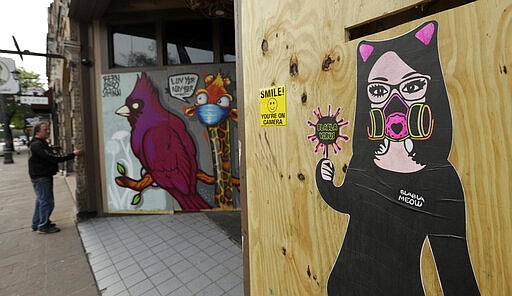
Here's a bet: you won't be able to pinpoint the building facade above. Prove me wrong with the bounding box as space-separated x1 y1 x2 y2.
47 0 238 217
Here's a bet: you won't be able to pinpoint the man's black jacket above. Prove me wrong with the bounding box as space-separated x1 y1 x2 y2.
28 137 75 179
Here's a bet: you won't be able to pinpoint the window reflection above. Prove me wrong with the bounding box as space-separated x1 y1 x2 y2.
112 24 157 68
222 19 236 63
108 18 236 67
165 20 213 65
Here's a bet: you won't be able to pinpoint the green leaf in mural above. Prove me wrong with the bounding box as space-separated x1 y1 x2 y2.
117 162 126 175
131 194 141 205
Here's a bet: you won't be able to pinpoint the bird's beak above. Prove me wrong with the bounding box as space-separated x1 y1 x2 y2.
115 105 130 117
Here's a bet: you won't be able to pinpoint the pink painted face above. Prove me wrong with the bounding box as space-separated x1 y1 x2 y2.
367 51 431 108
367 52 431 141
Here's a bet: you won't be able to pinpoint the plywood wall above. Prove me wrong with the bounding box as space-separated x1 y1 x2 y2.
239 0 512 295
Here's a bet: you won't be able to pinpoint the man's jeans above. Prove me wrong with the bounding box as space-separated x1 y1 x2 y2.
31 177 54 230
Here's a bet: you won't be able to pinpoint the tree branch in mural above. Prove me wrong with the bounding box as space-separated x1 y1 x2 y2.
184 73 240 209
115 164 154 205
314 22 480 295
114 72 211 211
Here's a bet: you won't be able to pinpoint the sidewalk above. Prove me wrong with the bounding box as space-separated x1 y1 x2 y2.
0 149 98 296
0 149 243 296
78 214 243 296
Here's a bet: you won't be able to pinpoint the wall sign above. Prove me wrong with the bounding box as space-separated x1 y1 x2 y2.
259 85 286 126
0 57 19 94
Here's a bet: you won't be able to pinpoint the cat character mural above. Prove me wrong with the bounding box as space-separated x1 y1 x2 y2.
314 22 480 295
184 73 240 209
114 73 211 211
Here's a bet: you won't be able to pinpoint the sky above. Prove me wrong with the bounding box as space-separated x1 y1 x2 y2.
0 0 54 87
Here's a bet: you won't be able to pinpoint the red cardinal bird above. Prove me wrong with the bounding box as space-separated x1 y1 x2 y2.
115 72 211 211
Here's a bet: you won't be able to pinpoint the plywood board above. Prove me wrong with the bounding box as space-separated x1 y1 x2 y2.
239 0 512 294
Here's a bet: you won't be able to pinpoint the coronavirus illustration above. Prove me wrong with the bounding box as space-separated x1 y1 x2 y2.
307 105 350 158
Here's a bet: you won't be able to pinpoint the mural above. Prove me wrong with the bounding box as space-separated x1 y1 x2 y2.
184 73 240 209
114 73 211 211
313 22 480 295
101 66 239 212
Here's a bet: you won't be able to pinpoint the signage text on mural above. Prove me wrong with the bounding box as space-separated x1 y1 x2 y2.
316 122 339 142
102 74 121 97
168 73 199 102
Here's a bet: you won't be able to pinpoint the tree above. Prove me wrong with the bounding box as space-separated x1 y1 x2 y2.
1 67 43 154
11 68 43 129
17 67 43 91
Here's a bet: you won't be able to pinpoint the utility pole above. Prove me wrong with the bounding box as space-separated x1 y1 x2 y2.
1 93 13 163
0 57 20 164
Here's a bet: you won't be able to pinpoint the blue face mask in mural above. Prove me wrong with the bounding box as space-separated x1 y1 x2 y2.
184 73 240 209
196 104 230 126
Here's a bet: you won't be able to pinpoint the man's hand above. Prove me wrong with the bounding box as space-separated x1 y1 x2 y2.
73 150 81 157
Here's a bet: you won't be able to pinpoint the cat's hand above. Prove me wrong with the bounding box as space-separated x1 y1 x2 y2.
320 159 335 181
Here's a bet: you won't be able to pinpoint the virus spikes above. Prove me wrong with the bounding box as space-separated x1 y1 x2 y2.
313 108 323 120
332 142 342 155
307 105 351 157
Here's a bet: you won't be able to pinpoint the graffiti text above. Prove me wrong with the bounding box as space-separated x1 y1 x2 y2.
103 74 121 97
169 73 199 102
398 189 425 208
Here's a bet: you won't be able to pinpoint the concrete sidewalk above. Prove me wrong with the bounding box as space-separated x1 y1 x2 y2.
0 149 243 296
0 149 98 296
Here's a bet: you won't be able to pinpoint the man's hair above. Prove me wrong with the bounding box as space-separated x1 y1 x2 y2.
33 121 50 135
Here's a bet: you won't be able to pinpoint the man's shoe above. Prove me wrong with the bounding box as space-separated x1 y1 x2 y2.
37 226 61 234
32 222 56 231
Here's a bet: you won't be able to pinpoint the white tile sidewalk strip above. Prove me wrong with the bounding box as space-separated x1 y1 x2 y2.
78 213 243 296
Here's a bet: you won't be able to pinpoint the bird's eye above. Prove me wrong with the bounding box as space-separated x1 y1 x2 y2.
197 92 208 105
132 102 140 109
217 95 230 107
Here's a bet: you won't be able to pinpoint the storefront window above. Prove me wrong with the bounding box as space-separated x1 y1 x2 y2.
222 19 236 62
111 23 157 68
165 20 213 65
108 18 235 68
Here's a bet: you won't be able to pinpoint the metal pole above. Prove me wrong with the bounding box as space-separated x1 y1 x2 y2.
1 94 14 164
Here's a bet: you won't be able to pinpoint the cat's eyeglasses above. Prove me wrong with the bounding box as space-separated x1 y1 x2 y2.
367 75 431 104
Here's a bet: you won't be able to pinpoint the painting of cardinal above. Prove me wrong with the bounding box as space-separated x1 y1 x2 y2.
114 72 211 211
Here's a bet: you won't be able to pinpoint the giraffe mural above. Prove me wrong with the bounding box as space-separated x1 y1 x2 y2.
184 73 240 209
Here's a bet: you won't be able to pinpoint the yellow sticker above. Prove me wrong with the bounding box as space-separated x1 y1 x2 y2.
259 85 286 127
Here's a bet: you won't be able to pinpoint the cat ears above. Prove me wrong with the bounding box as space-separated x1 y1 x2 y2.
415 22 435 45
359 44 374 63
358 21 437 62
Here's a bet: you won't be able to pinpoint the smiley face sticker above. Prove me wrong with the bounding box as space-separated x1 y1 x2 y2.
259 85 287 127
267 98 278 113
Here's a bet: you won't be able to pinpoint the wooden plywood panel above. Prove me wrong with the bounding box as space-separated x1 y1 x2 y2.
340 0 427 27
239 0 511 295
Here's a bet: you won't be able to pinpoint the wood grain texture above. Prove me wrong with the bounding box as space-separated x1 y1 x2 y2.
239 0 512 295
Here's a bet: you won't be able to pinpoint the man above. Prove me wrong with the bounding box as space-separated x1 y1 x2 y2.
29 121 80 234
